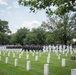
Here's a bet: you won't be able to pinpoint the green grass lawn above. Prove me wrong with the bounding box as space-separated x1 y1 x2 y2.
0 50 76 75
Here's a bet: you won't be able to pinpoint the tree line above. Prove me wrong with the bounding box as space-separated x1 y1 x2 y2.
0 13 76 45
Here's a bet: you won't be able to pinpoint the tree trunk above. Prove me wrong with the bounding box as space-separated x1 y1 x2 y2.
63 34 67 45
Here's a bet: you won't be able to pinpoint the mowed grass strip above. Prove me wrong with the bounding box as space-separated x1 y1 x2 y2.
0 50 76 75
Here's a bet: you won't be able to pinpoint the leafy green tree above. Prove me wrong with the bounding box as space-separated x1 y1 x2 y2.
0 19 11 33
32 27 46 45
0 19 11 45
14 27 29 45
10 33 17 45
18 0 76 15
45 32 56 45
23 27 46 45
23 32 38 45
41 13 76 45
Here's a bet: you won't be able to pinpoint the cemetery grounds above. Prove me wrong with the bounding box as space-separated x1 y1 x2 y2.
0 49 76 75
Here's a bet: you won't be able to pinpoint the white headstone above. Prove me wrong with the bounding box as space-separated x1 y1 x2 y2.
13 53 15 58
44 64 49 75
26 54 29 59
30 50 32 53
48 53 50 58
47 57 50 63
14 59 18 67
65 53 68 57
39 52 42 57
0 56 1 61
32 52 34 56
5 57 8 64
26 50 28 54
63 50 65 54
58 54 60 60
71 69 76 75
8 53 10 57
36 51 38 54
35 55 38 61
26 61 30 71
49 49 51 53
62 58 66 67
67 49 69 54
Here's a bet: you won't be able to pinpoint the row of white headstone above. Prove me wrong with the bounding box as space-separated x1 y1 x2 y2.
26 60 49 75
0 55 48 75
0 48 76 57
46 49 76 75
0 56 18 67
0 51 52 75
0 55 66 75
5 57 18 67
0 49 76 75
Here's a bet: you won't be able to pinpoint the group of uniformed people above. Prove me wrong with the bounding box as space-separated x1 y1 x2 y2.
6 45 43 51
22 45 43 51
6 45 22 49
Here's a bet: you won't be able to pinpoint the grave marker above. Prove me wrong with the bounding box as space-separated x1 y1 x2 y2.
3 52 5 56
8 52 10 57
39 52 42 57
14 59 18 67
71 69 76 75
44 64 49 75
35 55 38 61
13 53 15 58
58 54 60 60
32 52 34 56
47 57 50 63
48 53 50 58
36 51 38 55
62 58 66 67
5 57 8 64
26 54 29 60
65 53 68 57
26 61 30 71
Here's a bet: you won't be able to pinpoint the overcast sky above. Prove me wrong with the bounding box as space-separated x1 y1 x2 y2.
0 0 48 33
